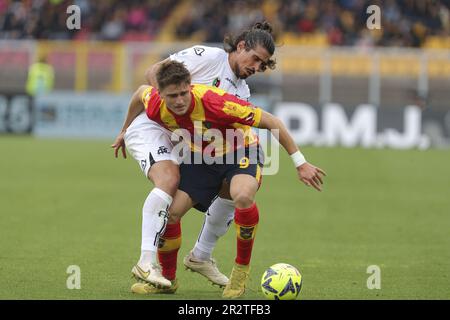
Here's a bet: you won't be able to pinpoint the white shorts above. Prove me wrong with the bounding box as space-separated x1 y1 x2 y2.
124 112 177 177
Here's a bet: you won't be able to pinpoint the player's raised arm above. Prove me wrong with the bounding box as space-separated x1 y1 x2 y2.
144 58 170 87
258 110 326 191
111 85 150 158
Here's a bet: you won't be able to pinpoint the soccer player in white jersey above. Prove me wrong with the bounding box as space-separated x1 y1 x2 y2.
112 22 277 291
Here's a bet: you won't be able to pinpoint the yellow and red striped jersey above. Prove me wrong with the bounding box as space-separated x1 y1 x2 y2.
141 84 262 155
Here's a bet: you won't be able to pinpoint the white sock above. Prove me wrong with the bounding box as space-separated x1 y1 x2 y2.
139 250 157 268
193 197 235 261
138 188 172 270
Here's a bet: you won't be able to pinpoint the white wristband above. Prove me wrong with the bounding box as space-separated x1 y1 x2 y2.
290 151 306 168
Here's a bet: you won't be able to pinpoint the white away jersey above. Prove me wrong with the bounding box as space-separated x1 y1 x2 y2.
169 45 251 101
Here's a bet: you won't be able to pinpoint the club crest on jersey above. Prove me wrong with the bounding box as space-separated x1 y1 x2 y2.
212 77 221 87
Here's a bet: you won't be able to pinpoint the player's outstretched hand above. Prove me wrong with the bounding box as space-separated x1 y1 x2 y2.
111 131 127 159
297 163 326 191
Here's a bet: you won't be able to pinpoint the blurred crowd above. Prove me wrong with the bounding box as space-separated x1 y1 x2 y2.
0 0 449 47
176 0 450 47
174 0 266 43
276 0 450 47
0 0 177 40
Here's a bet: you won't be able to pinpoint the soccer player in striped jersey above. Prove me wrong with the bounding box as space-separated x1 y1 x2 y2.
113 22 278 290
117 60 325 298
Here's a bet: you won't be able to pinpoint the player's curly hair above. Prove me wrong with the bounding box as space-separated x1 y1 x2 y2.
156 60 191 90
223 21 277 71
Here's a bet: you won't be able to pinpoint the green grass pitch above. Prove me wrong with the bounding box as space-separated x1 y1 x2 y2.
0 136 449 300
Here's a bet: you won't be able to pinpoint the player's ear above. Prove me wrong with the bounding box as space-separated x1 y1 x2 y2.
237 40 246 53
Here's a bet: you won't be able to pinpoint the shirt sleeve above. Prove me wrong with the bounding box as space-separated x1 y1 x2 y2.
141 86 153 106
141 86 161 120
222 95 262 127
169 46 220 80
202 88 262 127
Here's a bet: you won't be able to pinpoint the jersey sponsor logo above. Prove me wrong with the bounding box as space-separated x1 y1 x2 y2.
212 77 221 87
157 146 169 155
225 77 237 89
193 47 205 56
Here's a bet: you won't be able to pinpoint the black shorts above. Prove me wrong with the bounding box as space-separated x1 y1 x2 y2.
178 145 264 212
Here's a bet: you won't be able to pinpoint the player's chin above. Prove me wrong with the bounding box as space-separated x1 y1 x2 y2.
173 107 187 115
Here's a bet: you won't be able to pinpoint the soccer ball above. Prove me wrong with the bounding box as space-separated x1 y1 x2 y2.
260 263 302 300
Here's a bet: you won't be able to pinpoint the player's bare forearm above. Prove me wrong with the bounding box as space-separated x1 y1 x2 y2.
258 110 326 191
120 85 148 132
111 85 148 158
144 65 158 87
258 111 299 156
144 58 170 87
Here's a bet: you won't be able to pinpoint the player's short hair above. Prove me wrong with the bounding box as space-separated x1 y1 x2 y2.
223 21 277 71
156 60 191 90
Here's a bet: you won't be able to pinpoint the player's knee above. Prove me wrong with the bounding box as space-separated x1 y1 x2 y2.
168 213 180 225
151 174 179 196
149 162 180 195
232 193 255 209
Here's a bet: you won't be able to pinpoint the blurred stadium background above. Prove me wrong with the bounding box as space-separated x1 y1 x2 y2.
1 0 450 147
0 0 449 300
